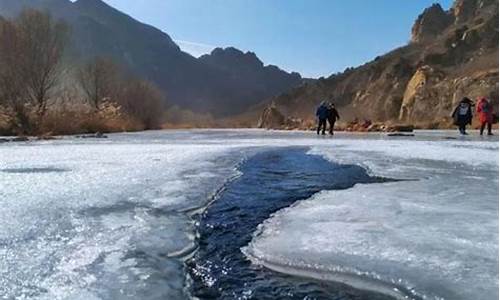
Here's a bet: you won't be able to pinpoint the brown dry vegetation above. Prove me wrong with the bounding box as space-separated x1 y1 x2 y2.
0 9 166 136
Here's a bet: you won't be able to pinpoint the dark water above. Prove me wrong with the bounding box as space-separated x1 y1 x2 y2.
1 167 69 173
188 147 398 299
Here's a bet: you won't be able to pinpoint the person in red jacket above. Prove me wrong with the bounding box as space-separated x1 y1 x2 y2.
476 97 494 136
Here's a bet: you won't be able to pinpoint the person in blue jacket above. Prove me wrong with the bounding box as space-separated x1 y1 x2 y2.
316 101 329 135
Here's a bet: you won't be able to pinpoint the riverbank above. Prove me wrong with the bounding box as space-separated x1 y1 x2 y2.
1 127 497 145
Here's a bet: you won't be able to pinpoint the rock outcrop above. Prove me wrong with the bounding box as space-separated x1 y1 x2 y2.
399 66 446 121
256 0 498 129
411 4 453 43
453 0 479 23
257 104 286 129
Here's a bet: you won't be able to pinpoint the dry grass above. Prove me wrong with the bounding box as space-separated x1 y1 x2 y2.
42 102 145 136
0 106 12 135
0 101 146 136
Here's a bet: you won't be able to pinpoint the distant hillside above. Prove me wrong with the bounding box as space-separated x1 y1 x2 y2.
256 0 499 129
199 47 302 110
0 0 303 117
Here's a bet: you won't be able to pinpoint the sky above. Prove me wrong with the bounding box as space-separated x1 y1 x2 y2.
102 0 453 78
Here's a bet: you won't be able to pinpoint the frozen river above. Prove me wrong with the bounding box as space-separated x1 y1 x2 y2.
0 130 497 300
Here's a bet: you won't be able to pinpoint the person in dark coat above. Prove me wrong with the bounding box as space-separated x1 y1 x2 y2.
327 102 340 135
451 97 473 135
316 101 329 135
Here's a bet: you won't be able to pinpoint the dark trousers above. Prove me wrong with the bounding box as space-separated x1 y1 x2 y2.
458 123 467 134
480 122 492 135
317 118 327 135
328 119 336 135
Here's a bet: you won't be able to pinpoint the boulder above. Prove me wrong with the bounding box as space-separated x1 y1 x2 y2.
386 124 415 132
257 104 286 129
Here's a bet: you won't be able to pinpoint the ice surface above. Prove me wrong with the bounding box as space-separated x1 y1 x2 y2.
0 129 497 299
244 132 499 300
0 134 242 299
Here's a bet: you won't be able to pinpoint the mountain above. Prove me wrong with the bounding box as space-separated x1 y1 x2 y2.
199 47 302 109
0 0 303 117
256 0 498 129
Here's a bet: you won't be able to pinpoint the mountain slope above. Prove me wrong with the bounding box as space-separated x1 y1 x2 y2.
257 0 498 129
198 47 302 109
0 0 303 117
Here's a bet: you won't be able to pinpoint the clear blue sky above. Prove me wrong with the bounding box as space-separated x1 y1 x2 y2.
102 0 453 78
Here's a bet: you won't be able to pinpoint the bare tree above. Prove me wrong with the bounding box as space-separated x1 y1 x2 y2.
76 57 121 111
120 79 165 129
77 56 165 128
0 10 68 134
0 17 31 133
16 9 68 120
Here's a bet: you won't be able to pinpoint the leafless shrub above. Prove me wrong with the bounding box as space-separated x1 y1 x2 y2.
119 79 165 129
76 57 121 111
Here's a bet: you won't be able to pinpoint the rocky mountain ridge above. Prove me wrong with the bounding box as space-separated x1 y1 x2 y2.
257 0 498 129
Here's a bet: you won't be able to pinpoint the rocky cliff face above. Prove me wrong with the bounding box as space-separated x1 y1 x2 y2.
411 4 453 43
0 0 302 117
257 0 498 129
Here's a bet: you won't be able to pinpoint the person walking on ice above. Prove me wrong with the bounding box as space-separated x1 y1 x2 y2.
316 101 329 135
476 97 494 136
451 97 473 135
327 102 340 135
